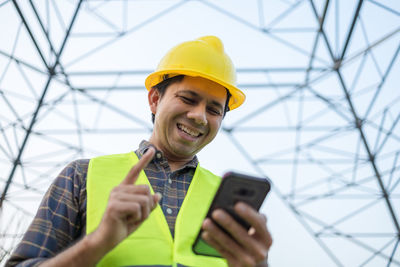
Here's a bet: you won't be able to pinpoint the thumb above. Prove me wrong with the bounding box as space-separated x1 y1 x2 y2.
121 147 155 185
151 192 162 211
152 192 162 208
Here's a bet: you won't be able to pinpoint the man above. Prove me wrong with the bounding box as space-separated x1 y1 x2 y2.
7 36 272 266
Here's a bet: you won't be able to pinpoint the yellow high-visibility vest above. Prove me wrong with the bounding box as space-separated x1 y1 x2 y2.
86 152 228 266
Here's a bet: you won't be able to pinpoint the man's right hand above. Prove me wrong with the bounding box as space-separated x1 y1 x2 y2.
40 147 161 267
91 147 161 250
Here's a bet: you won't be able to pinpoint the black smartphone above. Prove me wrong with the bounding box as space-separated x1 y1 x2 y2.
192 171 271 257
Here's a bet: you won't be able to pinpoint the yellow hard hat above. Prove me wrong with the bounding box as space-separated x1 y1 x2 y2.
145 36 245 110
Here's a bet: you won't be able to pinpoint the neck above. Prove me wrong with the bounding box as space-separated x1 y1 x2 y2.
168 160 191 172
147 137 195 172
161 149 195 172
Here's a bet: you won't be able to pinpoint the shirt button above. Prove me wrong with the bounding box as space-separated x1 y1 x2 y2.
168 178 172 184
166 208 173 214
156 151 162 159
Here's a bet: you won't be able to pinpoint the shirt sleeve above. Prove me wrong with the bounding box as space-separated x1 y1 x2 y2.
5 159 89 267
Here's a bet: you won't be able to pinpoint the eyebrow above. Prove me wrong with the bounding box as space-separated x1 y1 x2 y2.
180 90 225 111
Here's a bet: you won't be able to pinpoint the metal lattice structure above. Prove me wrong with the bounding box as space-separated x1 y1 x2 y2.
0 0 399 266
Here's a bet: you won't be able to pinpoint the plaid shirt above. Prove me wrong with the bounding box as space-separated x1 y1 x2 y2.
6 141 198 267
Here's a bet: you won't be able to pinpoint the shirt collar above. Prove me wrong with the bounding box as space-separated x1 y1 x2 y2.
136 140 198 169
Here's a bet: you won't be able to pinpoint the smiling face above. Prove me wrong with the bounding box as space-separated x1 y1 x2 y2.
148 76 227 163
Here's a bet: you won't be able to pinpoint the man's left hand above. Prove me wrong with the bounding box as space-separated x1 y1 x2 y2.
201 202 272 267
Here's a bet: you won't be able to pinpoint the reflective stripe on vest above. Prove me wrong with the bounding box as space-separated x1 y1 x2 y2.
86 152 228 267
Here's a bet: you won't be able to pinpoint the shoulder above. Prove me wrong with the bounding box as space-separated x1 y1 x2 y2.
48 159 90 212
57 159 90 188
60 159 90 177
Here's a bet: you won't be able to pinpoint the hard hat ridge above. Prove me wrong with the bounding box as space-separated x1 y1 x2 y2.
197 36 224 54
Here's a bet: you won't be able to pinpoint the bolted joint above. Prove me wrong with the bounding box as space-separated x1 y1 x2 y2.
48 66 56 76
13 158 21 166
262 28 270 33
355 117 363 129
318 17 323 30
222 127 233 133
333 59 342 70
368 153 375 162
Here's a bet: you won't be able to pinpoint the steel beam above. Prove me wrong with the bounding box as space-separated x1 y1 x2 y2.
0 0 84 209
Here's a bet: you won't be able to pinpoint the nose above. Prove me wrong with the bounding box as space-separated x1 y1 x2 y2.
187 104 207 126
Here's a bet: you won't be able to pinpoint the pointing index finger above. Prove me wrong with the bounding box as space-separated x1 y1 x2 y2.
122 147 155 185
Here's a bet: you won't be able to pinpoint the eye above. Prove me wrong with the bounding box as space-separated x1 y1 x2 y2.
180 96 195 104
207 106 222 116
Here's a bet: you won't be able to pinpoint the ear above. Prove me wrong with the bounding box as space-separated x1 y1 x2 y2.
148 87 160 115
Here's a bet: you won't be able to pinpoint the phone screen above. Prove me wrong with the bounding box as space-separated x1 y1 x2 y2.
192 171 271 257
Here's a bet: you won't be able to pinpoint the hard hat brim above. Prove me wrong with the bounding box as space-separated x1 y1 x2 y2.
145 69 245 111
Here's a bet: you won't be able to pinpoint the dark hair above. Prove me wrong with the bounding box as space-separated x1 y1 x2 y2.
151 75 231 123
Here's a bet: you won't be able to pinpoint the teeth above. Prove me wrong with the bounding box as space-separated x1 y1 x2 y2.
178 123 200 137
